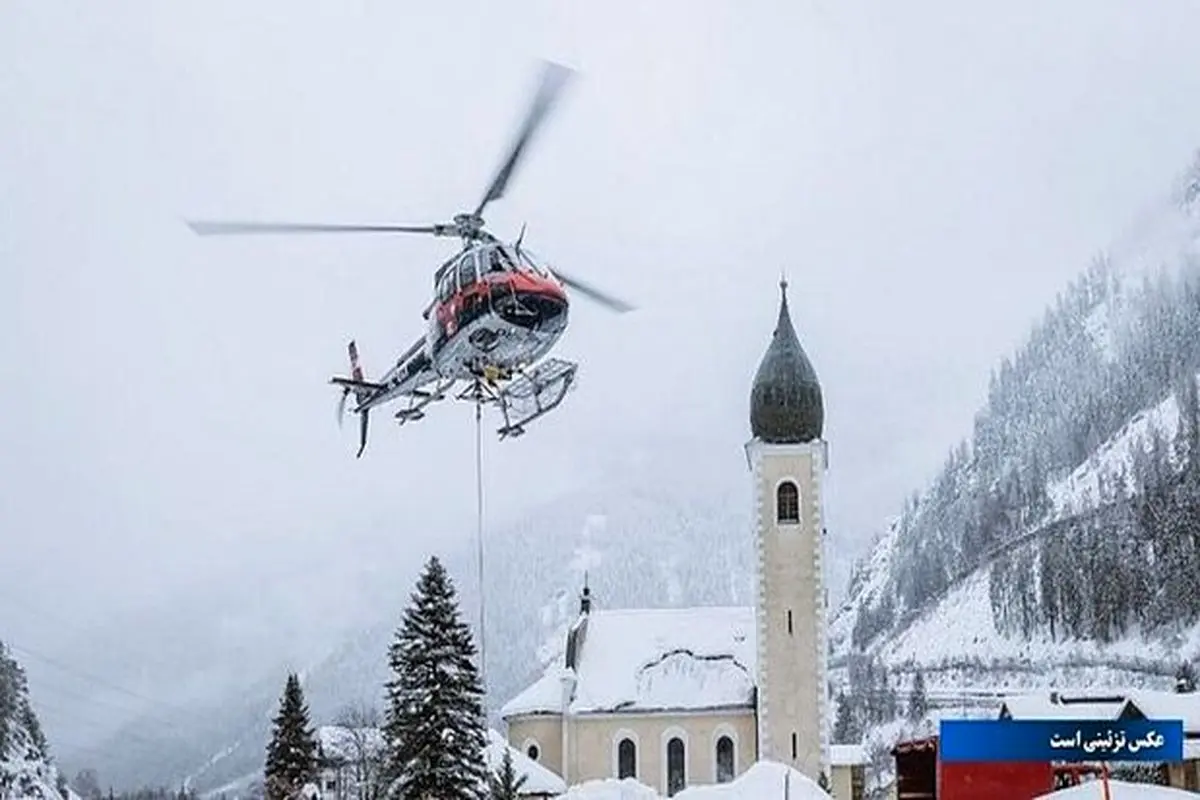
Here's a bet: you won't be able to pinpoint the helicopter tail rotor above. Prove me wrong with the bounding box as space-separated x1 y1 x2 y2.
330 340 386 456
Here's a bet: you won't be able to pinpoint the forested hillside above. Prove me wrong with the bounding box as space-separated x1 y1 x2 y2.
841 151 1200 656
825 151 1200 798
1 641 72 799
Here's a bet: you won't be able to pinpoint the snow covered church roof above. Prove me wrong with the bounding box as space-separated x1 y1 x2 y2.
501 606 757 717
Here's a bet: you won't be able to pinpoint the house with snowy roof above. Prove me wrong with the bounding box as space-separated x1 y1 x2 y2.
995 689 1200 790
501 281 867 800
315 724 386 799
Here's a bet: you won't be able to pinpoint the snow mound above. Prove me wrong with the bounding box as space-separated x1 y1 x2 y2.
558 778 660 800
675 761 831 800
555 761 831 800
1036 779 1200 799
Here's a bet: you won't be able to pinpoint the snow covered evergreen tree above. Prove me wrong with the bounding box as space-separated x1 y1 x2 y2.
488 747 526 800
383 556 489 800
832 690 858 743
263 673 318 800
907 669 928 723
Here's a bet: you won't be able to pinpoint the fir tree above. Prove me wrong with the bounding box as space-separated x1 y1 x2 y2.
263 672 318 800
1176 661 1197 693
907 669 928 723
383 556 490 800
488 747 527 800
833 690 857 743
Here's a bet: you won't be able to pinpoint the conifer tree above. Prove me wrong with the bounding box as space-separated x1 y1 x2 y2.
833 690 857 743
383 556 489 800
1176 661 1197 693
263 673 318 800
907 669 928 723
488 747 527 800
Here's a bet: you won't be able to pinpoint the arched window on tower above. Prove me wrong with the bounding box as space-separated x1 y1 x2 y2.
715 736 735 783
777 481 800 523
618 738 637 779
667 737 686 796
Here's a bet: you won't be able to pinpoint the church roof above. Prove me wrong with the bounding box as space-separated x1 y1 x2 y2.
749 279 824 443
501 606 757 718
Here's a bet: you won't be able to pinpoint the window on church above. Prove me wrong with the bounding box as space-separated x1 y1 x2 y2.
667 737 686 796
777 481 800 523
618 738 636 779
716 736 734 783
527 743 540 761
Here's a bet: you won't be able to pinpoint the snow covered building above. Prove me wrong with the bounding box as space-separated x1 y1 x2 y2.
995 689 1200 791
315 724 386 800
501 280 866 799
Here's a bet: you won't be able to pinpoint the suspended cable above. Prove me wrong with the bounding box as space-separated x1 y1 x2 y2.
474 382 488 703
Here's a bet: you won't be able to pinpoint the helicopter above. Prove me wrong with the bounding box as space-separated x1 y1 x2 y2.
187 61 634 458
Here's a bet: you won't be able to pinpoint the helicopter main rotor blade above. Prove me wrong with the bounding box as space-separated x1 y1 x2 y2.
186 220 455 237
473 61 575 218
553 269 636 314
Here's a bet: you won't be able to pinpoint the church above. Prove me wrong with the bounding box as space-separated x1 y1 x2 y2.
500 280 868 799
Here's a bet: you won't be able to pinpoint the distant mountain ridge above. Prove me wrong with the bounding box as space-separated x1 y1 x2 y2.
828 151 1200 795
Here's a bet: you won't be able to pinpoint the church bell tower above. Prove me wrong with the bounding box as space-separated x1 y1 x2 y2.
746 278 829 783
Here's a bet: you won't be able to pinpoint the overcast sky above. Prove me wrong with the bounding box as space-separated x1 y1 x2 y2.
5 0 1200 753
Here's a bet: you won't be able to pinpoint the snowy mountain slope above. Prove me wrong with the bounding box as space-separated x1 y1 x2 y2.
90 434 816 794
828 151 1200 796
0 642 76 800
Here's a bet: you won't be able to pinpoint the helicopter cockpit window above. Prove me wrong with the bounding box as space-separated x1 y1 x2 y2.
437 270 454 302
493 246 519 273
457 252 478 289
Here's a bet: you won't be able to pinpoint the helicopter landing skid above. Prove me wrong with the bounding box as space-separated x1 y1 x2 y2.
394 379 454 425
494 358 578 439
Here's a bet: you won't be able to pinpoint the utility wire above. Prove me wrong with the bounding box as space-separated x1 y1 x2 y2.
5 640 193 720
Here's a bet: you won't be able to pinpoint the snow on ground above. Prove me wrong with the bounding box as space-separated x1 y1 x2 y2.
556 762 830 800
1045 381 1188 522
558 778 661 800
0 750 73 800
879 568 1200 671
1036 779 1200 799
200 770 260 799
